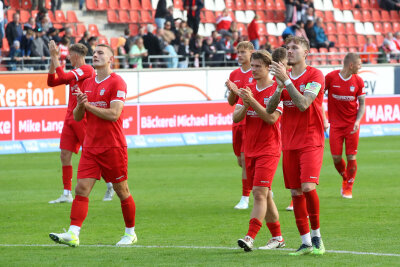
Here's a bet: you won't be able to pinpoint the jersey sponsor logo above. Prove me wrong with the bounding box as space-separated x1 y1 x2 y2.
333 85 340 88
70 84 79 95
350 86 355 92
89 101 107 108
305 82 321 94
75 68 84 76
234 80 241 83
283 100 295 107
246 110 258 117
117 90 126 99
249 77 253 83
332 94 355 101
100 89 105 96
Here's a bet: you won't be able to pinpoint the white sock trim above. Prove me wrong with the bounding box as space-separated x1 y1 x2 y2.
301 233 312 246
69 225 81 237
125 227 135 236
311 228 321 238
241 196 249 202
63 190 71 195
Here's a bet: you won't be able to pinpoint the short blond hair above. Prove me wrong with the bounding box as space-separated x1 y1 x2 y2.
285 36 310 51
343 52 360 67
236 41 254 51
251 50 272 66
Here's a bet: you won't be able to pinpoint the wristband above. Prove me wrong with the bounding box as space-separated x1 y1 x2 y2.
276 86 284 93
284 79 292 86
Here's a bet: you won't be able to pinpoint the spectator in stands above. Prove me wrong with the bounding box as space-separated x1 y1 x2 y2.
178 20 193 40
123 28 135 55
303 6 315 23
24 17 36 30
393 32 400 50
143 24 163 67
202 36 217 66
51 0 62 12
247 15 261 50
86 36 98 56
361 36 378 64
163 21 176 45
46 27 61 43
0 0 4 54
164 38 178 68
129 37 148 69
229 21 239 35
31 27 50 70
295 21 309 42
215 31 234 66
32 0 44 10
5 13 23 48
165 6 176 31
58 36 70 67
382 32 400 61
285 0 295 24
189 35 203 67
116 37 128 69
155 0 168 29
78 31 90 48
64 27 76 45
21 29 34 58
79 0 85 10
379 0 400 11
282 23 300 40
178 37 190 68
305 19 317 48
8 40 23 70
314 17 334 49
35 9 47 25
184 0 203 35
36 10 53 32
216 8 233 34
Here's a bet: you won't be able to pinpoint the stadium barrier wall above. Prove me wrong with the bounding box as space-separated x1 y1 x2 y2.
0 96 399 154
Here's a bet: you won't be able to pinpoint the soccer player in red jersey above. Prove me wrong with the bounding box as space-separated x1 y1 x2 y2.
49 44 137 247
225 41 254 210
325 53 366 199
231 50 285 252
47 40 115 204
268 36 326 255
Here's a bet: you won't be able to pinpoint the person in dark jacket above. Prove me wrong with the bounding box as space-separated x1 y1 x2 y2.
143 24 163 67
305 20 317 48
5 13 23 48
184 0 203 35
155 0 168 29
31 27 50 70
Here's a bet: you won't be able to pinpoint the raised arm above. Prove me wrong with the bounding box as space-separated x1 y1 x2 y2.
73 89 87 122
351 95 366 134
226 79 240 106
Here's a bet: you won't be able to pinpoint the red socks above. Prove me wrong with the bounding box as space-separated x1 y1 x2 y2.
266 221 282 238
303 190 320 230
121 195 136 228
292 195 310 235
242 179 252 197
70 195 89 227
62 165 73 191
347 159 357 184
334 158 347 180
247 218 262 239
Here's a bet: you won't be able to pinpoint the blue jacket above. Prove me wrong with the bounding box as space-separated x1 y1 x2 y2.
314 25 327 43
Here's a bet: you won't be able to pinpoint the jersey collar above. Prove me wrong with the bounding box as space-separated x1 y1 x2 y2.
338 72 352 81
256 83 274 92
95 74 111 84
240 66 252 73
289 67 307 80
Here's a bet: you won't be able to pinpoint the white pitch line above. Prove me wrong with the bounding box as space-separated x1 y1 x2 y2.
0 244 399 257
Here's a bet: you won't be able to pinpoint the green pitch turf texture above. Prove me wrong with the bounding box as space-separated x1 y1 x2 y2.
0 136 399 266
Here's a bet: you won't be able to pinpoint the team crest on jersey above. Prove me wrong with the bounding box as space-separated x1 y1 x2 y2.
249 77 253 83
350 86 355 92
264 97 270 105
300 84 305 92
100 89 105 95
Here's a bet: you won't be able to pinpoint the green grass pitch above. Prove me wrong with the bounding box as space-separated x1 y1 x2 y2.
0 136 399 266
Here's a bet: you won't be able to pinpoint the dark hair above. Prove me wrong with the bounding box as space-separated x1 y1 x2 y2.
251 50 272 66
97 44 114 56
285 36 310 51
272 47 288 63
69 43 88 56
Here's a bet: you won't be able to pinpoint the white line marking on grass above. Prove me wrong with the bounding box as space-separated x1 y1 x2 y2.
0 244 399 257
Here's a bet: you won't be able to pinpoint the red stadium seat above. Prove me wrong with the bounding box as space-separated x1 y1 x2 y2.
374 22 383 33
393 22 400 32
343 0 352 9
370 0 379 8
259 35 267 45
10 0 20 9
265 0 275 9
337 23 345 35
344 23 355 34
274 10 285 22
256 11 266 22
20 10 30 23
383 22 393 34
236 22 248 36
326 23 337 34
140 10 153 23
318 47 328 65
21 0 32 9
328 34 338 44
225 0 235 9
352 9 362 21
129 11 139 23
129 24 139 35
109 0 119 9
376 34 384 45
141 0 153 10
235 0 245 10
268 35 278 48
45 0 51 10
98 36 109 45
54 10 66 23
332 0 342 9
76 24 87 37
110 37 119 50
7 9 16 23
119 10 130 23
275 0 285 10
257 23 267 35
86 0 97 10
174 0 184 10
66 11 80 23
120 0 130 9
97 0 108 10
245 0 256 10
389 11 400 22
324 11 334 23
360 0 370 9
203 10 216 23
371 10 382 22
356 35 366 48
380 10 390 22
2 38 10 52
31 10 38 19
362 10 371 22
348 47 357 53
348 35 357 47
256 0 265 10
107 10 118 23
88 24 100 36
48 11 55 22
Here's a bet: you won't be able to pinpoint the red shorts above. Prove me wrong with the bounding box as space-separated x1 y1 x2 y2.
245 155 280 189
282 146 324 189
77 147 128 184
329 126 360 156
232 125 245 157
60 119 86 154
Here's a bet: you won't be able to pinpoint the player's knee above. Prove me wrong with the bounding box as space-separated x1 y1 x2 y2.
60 150 72 165
253 187 267 201
346 154 356 161
290 188 303 196
332 155 342 163
113 182 130 200
301 183 316 192
75 183 90 197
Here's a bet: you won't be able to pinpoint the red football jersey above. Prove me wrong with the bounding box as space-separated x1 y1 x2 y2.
280 66 325 150
229 67 254 126
81 73 127 148
238 82 283 157
325 70 365 128
47 64 95 121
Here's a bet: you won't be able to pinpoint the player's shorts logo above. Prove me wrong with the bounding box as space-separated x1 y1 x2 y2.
100 89 105 96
